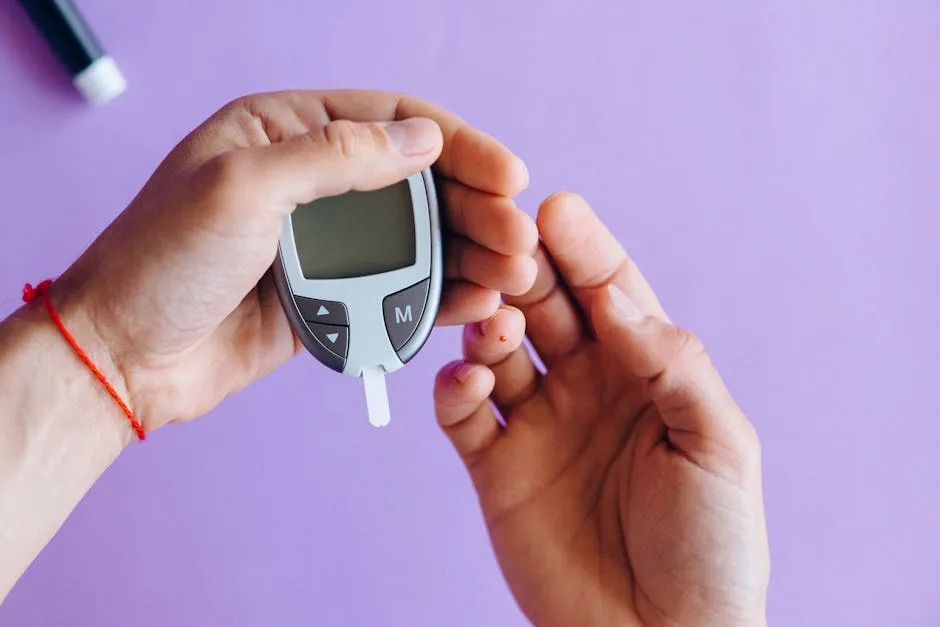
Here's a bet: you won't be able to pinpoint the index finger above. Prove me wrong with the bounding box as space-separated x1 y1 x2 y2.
536 192 670 323
201 90 529 197
323 91 529 196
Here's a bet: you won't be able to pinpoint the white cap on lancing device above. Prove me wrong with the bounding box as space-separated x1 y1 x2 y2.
73 56 126 104
17 0 127 105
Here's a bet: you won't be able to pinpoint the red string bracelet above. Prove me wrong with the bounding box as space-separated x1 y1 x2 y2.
22 280 146 441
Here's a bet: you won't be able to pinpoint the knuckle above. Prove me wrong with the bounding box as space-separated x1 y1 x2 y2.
581 255 640 294
323 120 376 160
665 326 708 367
739 418 763 462
221 94 254 117
219 94 264 126
206 96 245 124
203 151 248 189
619 257 642 290
224 93 272 121
197 151 252 208
648 326 712 407
217 93 287 144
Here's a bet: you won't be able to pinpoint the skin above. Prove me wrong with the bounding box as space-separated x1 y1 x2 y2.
0 90 537 600
0 90 770 624
55 90 539 433
434 193 771 626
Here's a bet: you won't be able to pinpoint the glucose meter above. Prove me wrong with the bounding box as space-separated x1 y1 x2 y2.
272 169 442 427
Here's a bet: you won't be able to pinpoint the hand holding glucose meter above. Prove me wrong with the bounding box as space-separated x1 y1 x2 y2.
272 169 442 427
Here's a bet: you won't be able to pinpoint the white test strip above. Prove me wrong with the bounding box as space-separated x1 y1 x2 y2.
362 366 391 428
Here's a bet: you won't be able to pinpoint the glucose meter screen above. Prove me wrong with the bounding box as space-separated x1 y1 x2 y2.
292 180 417 280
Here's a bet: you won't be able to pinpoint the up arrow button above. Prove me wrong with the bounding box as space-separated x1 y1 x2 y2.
296 297 349 326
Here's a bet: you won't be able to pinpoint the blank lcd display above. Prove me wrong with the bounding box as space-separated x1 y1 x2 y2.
291 181 416 280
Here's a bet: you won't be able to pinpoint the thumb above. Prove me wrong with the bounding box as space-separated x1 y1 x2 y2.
590 284 759 475
209 117 444 212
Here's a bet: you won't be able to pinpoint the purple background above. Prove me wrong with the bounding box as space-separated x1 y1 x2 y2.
1 1 938 625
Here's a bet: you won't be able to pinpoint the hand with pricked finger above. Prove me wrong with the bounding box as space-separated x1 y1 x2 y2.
434 193 770 627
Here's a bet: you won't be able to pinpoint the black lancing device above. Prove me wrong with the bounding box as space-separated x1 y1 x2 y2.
17 0 126 104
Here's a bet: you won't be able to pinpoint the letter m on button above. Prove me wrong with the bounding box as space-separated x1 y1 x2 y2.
395 305 413 324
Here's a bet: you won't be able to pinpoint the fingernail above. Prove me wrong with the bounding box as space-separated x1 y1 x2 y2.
382 119 436 156
517 157 530 187
453 363 475 384
608 284 645 323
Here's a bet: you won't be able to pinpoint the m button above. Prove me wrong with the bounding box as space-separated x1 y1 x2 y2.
383 279 429 350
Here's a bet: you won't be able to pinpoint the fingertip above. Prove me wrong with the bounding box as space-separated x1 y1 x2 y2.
435 359 465 388
510 255 540 296
498 208 539 257
492 152 529 197
493 201 538 256
465 288 503 324
385 116 444 158
463 304 526 363
434 361 495 427
480 288 502 318
500 303 526 329
416 115 444 138
452 361 480 385
492 254 540 297
518 210 540 254
437 359 492 387
482 132 529 195
509 155 530 195
537 189 590 227
436 283 501 326
453 129 528 196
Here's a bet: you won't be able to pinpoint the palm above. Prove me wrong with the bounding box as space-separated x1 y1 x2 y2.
479 343 750 626
477 344 642 626
434 193 769 627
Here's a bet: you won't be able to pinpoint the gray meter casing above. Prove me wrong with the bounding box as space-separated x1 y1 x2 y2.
272 169 442 377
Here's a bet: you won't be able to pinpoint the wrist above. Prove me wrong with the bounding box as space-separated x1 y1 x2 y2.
0 299 134 599
11 283 138 449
